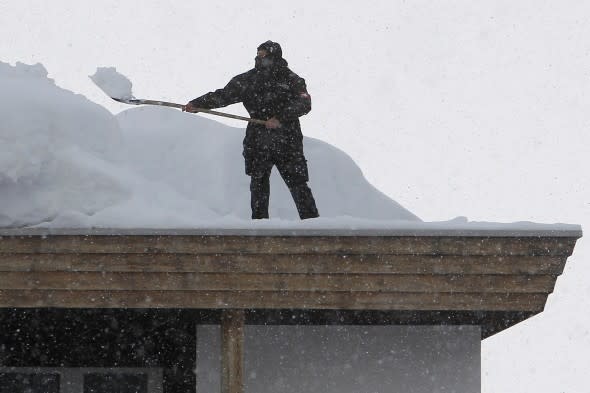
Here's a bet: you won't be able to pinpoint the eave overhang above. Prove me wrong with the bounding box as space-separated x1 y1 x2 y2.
0 227 582 338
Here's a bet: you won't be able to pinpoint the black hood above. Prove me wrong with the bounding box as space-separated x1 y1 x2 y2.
257 40 283 58
255 40 289 70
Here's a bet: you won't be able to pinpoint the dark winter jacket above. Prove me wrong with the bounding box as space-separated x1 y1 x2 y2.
188 60 312 167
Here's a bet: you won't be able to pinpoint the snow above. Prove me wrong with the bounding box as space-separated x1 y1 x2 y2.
89 67 134 100
0 61 581 235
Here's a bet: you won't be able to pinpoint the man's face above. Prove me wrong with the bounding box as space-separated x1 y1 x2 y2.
255 49 273 69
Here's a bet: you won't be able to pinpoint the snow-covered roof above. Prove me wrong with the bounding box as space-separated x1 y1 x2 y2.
0 62 582 339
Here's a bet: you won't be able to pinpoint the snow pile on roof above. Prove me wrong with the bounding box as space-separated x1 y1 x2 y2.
0 61 419 228
0 61 127 227
0 61 580 234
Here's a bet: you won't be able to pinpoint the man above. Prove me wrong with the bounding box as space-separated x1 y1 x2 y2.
184 41 319 220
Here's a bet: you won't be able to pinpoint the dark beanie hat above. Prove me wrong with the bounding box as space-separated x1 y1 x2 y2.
257 41 283 58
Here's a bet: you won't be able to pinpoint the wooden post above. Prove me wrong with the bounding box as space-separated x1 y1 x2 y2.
221 309 245 393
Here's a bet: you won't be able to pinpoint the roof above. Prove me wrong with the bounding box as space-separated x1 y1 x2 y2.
0 227 581 338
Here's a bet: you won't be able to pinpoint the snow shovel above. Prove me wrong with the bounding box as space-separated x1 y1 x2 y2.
89 67 267 125
112 97 267 125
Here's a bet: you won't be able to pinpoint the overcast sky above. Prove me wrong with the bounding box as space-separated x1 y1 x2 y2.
1 1 588 392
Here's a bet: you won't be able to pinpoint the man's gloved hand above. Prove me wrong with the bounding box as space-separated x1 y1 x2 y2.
183 102 200 113
265 117 281 129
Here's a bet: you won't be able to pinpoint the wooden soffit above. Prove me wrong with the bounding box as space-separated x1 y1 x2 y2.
0 227 581 338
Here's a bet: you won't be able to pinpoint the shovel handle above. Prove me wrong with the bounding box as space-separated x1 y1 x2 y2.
113 97 267 125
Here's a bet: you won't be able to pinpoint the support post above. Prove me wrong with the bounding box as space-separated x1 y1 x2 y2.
221 309 245 393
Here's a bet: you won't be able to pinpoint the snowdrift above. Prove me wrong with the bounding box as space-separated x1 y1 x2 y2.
0 61 418 228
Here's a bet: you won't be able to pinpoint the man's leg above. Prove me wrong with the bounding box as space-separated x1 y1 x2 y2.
250 175 270 219
287 181 319 219
276 151 319 220
245 148 274 219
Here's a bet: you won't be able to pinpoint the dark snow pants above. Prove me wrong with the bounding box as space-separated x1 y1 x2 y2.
247 147 319 220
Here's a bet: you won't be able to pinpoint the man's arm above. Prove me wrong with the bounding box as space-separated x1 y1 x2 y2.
184 75 245 112
274 73 312 122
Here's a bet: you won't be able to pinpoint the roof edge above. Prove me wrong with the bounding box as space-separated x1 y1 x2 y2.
0 226 582 238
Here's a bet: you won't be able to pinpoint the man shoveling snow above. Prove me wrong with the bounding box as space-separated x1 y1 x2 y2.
90 42 319 220
184 41 320 220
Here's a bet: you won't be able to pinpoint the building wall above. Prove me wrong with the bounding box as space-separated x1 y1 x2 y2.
197 325 481 393
1 309 481 393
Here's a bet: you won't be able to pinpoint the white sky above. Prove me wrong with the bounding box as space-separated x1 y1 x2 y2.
1 1 589 392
